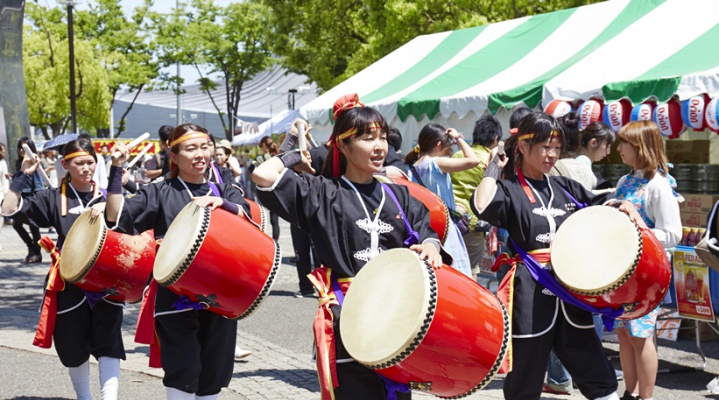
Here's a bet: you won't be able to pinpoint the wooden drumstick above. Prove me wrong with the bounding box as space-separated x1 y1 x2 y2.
22 144 55 188
112 132 150 159
126 143 155 169
297 120 307 151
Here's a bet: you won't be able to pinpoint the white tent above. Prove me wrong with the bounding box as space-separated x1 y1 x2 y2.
300 0 719 152
231 109 302 146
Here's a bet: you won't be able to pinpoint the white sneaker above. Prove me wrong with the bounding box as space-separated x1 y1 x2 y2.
235 346 252 359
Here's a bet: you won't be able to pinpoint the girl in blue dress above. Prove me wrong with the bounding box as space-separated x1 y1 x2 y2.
614 121 682 400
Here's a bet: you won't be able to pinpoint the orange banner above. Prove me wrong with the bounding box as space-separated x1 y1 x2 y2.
674 246 715 321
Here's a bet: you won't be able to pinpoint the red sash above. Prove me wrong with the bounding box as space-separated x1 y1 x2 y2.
134 239 163 368
307 267 352 400
494 249 551 374
33 236 65 348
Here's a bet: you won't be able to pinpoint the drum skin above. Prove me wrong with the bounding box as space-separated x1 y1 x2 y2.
378 176 449 244
156 205 280 320
375 266 508 398
61 218 155 304
567 228 671 320
245 198 270 236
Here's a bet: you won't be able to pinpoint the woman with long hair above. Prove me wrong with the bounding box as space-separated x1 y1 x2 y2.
105 123 251 400
471 112 647 400
404 123 478 277
614 121 681 400
1 138 134 400
253 94 447 400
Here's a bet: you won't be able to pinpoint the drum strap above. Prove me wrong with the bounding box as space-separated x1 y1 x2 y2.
33 236 65 349
511 239 624 331
380 183 420 246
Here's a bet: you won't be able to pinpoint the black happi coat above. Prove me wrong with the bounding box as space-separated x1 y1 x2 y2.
257 170 444 278
475 175 613 336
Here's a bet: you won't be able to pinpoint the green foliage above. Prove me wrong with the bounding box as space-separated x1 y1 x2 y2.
23 0 159 137
23 3 110 137
263 0 604 91
149 0 273 138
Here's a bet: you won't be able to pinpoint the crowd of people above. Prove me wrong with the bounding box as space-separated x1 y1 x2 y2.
0 92 705 400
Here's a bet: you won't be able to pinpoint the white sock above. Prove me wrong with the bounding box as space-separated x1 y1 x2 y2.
98 357 120 400
594 392 620 400
68 360 93 400
166 387 195 400
195 395 219 400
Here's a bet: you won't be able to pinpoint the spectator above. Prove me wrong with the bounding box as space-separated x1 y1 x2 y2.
450 115 502 280
406 123 479 277
11 137 44 263
146 125 173 182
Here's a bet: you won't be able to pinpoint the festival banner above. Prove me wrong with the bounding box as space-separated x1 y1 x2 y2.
93 139 159 157
674 246 715 321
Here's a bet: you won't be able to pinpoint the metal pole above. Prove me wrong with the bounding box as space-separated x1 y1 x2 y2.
176 0 182 126
67 1 77 134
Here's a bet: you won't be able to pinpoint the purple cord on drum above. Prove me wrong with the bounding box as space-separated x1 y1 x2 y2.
172 295 205 311
379 375 411 400
80 289 107 309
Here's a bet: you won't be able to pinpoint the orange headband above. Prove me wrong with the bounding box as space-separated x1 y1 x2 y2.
169 133 210 149
63 151 93 161
516 130 560 142
335 122 382 143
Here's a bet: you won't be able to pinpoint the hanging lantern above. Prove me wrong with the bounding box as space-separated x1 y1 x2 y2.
653 99 685 138
630 102 655 122
544 99 573 118
578 99 604 130
602 99 632 132
681 94 709 131
704 97 719 132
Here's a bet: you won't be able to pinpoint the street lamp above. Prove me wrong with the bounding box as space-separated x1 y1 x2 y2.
267 86 312 111
66 0 78 134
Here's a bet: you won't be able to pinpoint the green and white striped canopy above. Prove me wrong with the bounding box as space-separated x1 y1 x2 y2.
301 0 719 139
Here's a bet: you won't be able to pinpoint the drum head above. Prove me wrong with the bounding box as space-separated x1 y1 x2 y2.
60 210 106 282
551 207 641 294
154 203 208 285
340 249 433 366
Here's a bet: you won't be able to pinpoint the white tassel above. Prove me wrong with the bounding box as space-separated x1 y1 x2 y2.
68 360 93 400
98 357 120 400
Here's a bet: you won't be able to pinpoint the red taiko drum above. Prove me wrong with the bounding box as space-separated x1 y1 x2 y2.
340 249 509 398
60 210 155 303
245 198 270 236
551 206 671 320
153 203 281 319
375 175 449 244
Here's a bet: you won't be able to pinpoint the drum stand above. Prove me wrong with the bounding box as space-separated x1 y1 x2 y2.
655 310 709 373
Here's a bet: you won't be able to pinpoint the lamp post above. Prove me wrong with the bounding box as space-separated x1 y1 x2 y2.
66 0 77 134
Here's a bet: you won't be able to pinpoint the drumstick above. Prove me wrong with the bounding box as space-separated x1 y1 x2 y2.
297 120 307 151
22 144 55 188
126 143 154 169
112 132 150 159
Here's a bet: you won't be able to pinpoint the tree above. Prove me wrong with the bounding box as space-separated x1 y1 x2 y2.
23 3 111 138
150 0 273 139
74 0 159 137
264 0 603 91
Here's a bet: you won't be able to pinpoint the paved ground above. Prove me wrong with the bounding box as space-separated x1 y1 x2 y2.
2 220 719 399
